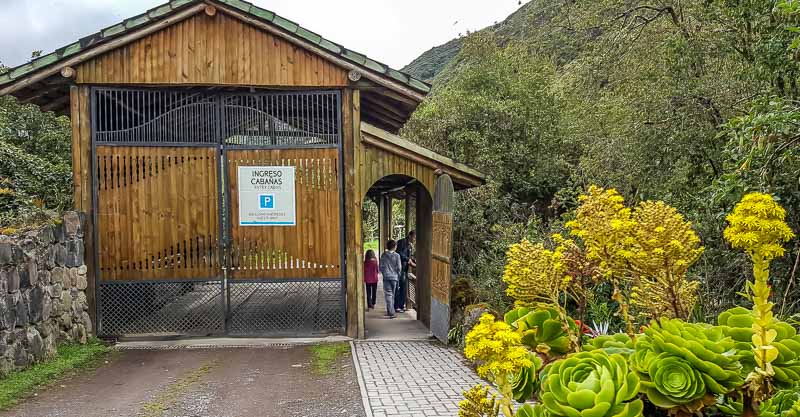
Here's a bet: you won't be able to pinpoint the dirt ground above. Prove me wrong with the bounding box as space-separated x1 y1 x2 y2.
0 345 365 417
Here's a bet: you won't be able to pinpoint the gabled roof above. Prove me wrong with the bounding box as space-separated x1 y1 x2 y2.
0 0 430 95
361 123 486 190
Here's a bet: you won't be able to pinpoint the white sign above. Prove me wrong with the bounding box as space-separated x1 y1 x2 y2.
238 166 296 226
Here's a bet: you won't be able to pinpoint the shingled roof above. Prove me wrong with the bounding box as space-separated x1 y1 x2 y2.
0 0 431 95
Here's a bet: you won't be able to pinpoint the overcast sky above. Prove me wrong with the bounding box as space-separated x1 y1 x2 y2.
0 0 527 70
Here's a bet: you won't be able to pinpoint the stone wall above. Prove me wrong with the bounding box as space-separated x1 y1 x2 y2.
0 212 92 376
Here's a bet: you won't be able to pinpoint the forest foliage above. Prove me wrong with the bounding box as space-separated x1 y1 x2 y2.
401 0 800 320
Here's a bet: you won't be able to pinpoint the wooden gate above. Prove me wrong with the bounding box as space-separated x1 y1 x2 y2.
430 174 455 343
93 87 345 337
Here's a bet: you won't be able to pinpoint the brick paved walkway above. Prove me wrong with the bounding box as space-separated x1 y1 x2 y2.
352 341 483 417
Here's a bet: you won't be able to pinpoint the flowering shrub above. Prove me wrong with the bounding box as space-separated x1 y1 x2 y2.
459 187 797 417
628 201 704 320
724 192 796 406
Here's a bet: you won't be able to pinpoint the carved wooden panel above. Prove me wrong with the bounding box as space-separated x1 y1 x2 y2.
431 211 453 304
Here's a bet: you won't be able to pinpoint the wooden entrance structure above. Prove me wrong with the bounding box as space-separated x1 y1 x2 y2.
0 0 485 338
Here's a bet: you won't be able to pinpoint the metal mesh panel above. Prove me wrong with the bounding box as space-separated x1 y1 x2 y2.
94 89 219 144
227 279 344 335
93 88 341 147
223 92 340 147
408 276 417 308
98 280 224 337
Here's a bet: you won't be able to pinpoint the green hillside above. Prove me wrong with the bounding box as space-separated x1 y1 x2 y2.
401 0 800 318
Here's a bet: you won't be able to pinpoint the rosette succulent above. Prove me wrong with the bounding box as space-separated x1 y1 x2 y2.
516 404 548 417
631 318 743 412
760 389 800 417
718 307 800 388
539 350 643 417
582 334 634 357
511 353 543 403
504 307 577 355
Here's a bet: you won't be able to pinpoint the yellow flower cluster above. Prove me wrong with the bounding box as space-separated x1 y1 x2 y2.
502 239 568 305
724 192 795 393
464 314 533 379
565 186 637 280
458 384 500 417
724 192 795 262
629 201 704 319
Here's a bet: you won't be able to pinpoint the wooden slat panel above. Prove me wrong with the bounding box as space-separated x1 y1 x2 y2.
357 141 436 198
95 146 222 281
76 13 348 87
227 148 341 280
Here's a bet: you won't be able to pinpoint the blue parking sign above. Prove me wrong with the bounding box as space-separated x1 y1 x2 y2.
259 194 275 209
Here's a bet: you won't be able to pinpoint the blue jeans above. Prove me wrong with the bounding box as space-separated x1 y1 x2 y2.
383 279 398 316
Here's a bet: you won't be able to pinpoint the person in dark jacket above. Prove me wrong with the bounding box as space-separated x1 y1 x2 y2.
394 231 415 312
379 240 402 318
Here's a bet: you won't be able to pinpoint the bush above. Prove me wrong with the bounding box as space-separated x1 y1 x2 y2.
458 187 799 417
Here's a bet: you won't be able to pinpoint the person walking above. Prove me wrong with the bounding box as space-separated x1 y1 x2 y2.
379 240 402 318
363 249 379 309
395 231 416 313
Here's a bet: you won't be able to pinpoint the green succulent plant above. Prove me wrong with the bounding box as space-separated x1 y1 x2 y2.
582 334 634 357
511 353 543 403
760 389 800 417
504 307 577 356
539 350 643 417
631 318 744 413
516 404 548 417
718 307 800 388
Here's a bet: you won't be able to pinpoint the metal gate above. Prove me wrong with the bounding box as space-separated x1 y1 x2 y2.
92 87 345 337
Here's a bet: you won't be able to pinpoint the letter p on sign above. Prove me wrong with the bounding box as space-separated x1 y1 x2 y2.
259 194 275 209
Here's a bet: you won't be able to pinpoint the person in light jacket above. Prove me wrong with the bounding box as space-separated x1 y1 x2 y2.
379 240 402 318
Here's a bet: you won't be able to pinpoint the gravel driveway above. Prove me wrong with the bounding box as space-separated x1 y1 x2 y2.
0 345 365 417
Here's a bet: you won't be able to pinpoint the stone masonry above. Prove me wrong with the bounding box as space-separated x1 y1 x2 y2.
0 211 92 376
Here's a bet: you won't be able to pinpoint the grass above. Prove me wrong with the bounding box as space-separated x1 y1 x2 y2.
364 239 379 255
139 360 217 417
0 339 111 410
308 342 351 375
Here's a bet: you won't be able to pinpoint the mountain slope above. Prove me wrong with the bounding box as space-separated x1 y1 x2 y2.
401 0 542 83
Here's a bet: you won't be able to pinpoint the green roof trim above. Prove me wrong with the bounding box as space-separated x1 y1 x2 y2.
272 14 299 33
0 0 431 95
102 23 127 38
125 14 151 30
219 0 251 13
296 27 322 45
249 7 275 22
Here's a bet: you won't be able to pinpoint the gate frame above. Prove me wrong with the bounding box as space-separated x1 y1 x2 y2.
90 86 347 337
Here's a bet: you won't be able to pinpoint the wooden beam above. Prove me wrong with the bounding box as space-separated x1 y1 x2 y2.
362 94 409 119
40 94 71 112
204 4 217 16
213 2 427 103
362 102 406 126
0 3 206 96
17 82 67 104
60 66 76 79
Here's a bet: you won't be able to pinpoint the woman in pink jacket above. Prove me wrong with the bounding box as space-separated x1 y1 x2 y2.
364 249 379 309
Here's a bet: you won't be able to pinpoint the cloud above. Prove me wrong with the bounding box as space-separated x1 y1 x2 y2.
0 0 526 70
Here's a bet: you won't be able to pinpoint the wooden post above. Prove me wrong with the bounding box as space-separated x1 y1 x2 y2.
70 85 96 335
343 88 365 338
415 185 433 327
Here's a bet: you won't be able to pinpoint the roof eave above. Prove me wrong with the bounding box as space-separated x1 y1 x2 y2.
360 122 486 190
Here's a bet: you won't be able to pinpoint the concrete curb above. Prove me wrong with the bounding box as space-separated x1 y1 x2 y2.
351 341 374 417
114 335 352 350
